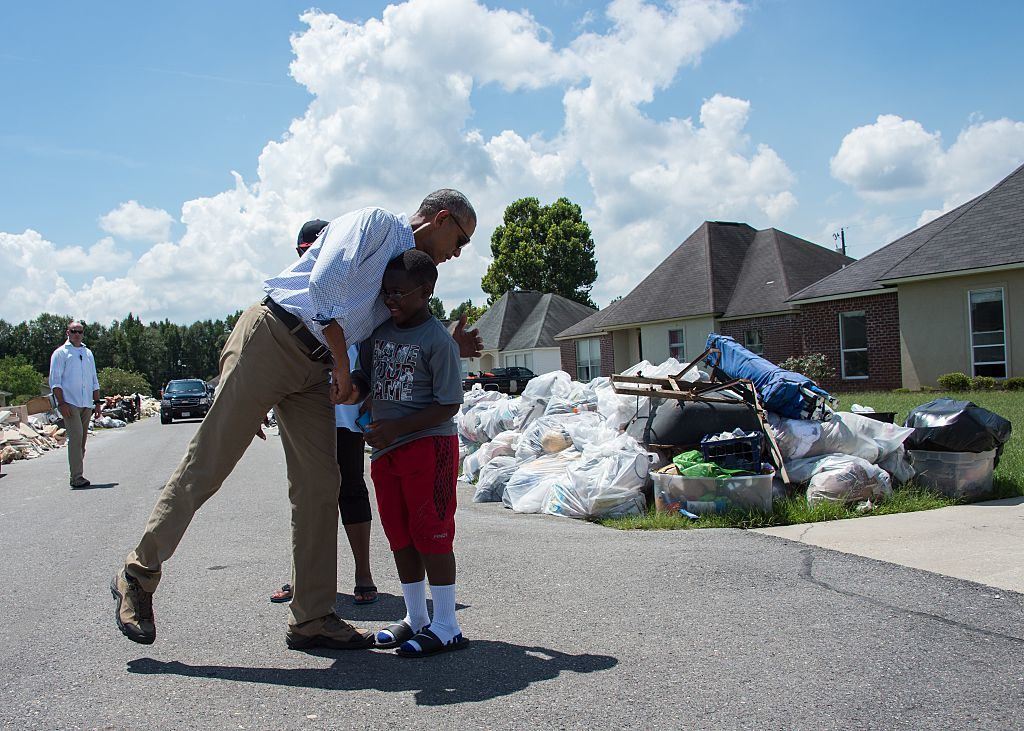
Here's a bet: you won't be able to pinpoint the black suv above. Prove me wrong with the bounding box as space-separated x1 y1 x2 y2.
160 379 212 424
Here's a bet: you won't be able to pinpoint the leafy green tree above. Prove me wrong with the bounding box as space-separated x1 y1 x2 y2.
448 299 487 325
481 197 597 307
0 355 46 403
428 296 446 320
98 367 152 397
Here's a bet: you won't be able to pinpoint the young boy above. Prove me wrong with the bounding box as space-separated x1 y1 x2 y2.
347 249 467 657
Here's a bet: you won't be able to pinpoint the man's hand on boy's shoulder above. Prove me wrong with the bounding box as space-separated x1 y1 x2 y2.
364 419 401 449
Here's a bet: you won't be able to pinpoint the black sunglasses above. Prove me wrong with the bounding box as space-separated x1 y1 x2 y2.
448 212 471 249
68 329 84 334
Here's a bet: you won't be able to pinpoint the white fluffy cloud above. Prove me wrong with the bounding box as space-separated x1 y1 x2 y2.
831 114 1024 224
98 200 175 242
4 0 799 323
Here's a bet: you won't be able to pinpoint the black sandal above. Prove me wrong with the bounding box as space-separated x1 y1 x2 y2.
396 627 469 658
374 620 415 649
270 584 292 603
353 584 378 605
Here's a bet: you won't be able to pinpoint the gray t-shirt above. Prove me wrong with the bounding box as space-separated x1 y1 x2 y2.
356 316 464 459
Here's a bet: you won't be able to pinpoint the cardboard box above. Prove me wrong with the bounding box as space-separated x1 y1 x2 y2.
25 394 57 415
0 404 29 425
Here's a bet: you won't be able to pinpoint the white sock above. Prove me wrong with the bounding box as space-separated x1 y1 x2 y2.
426 583 461 644
401 579 429 633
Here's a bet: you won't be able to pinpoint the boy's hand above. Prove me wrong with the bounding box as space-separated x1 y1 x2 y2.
364 419 401 449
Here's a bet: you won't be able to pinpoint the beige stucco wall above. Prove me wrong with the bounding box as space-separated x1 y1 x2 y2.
637 316 717 364
899 268 1023 389
612 329 640 372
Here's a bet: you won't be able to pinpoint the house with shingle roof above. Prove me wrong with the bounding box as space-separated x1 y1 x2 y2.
463 291 597 376
790 161 1024 391
556 222 852 381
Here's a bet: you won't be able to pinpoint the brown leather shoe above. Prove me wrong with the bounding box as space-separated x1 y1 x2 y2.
111 569 156 644
286 613 374 650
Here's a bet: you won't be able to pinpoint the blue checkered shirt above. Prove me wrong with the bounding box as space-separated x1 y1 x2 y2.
263 208 415 347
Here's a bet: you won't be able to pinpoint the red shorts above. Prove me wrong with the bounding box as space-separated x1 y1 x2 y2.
370 435 458 554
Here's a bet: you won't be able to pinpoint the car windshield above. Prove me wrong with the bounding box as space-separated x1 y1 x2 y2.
167 380 206 393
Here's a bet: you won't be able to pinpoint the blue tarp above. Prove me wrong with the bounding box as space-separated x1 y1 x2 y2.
704 334 831 420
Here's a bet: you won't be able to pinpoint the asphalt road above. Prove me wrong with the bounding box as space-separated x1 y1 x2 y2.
1 416 1023 730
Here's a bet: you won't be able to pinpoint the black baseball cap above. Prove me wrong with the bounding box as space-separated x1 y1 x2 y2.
296 219 329 252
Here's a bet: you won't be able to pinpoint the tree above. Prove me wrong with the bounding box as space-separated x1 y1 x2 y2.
481 196 597 307
448 299 487 325
428 296 446 320
0 355 46 403
98 367 152 397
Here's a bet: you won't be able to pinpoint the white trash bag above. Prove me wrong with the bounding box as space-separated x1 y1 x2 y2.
544 434 652 519
788 453 893 506
503 451 581 513
461 430 520 482
474 455 521 503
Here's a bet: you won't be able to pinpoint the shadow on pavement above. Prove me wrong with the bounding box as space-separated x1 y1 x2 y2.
72 482 119 490
127 641 618 705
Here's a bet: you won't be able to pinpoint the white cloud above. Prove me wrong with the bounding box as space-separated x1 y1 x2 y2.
4 0 797 321
831 114 1024 222
99 200 176 242
52 237 133 273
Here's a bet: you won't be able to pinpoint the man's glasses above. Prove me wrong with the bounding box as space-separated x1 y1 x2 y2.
67 329 84 334
448 212 471 249
380 284 425 302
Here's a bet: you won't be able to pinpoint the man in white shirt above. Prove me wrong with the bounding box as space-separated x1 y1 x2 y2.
48 321 102 488
112 189 481 651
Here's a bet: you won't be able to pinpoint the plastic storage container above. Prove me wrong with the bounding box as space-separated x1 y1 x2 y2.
908 449 996 499
651 469 774 515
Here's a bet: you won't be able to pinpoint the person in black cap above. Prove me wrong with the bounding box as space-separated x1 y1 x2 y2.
270 219 378 606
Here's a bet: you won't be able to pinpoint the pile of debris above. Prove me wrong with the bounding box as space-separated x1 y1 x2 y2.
458 334 1013 522
1 409 66 464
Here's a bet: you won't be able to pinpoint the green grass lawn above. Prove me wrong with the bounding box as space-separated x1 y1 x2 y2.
601 389 1022 531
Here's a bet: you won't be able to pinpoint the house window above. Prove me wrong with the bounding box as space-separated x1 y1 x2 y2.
839 311 868 379
668 329 685 360
576 338 601 381
503 352 534 371
744 329 764 356
969 288 1007 378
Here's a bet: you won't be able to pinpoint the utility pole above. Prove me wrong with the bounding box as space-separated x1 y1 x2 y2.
833 227 846 257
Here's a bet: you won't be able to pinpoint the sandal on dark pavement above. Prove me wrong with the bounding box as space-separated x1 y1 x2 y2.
374 620 415 649
396 627 469 658
353 584 378 605
270 584 292 603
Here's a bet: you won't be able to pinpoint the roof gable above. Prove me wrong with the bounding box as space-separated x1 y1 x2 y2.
475 291 596 350
790 162 1024 300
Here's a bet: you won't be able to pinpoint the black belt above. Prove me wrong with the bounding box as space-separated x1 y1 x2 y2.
261 296 333 363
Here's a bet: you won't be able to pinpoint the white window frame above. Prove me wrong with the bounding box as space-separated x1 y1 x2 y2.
968 287 1009 378
839 311 868 380
743 328 764 356
576 338 601 381
502 351 534 371
668 329 685 361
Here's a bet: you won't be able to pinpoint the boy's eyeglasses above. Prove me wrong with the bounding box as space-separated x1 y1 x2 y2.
448 213 471 249
380 284 425 302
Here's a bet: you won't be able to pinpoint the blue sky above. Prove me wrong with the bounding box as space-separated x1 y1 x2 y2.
2 0 1023 324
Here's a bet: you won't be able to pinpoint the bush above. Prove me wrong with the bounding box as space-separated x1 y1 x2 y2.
98 367 152 397
936 372 971 391
1003 377 1024 391
779 353 834 384
971 375 998 391
0 355 46 401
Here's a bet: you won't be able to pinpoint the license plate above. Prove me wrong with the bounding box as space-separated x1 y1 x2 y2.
181 411 191 417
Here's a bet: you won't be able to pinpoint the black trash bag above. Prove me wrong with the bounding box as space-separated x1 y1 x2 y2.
627 398 761 448
903 399 1012 461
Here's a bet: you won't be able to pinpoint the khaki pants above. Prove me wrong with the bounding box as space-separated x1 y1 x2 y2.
125 302 341 626
64 406 93 483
